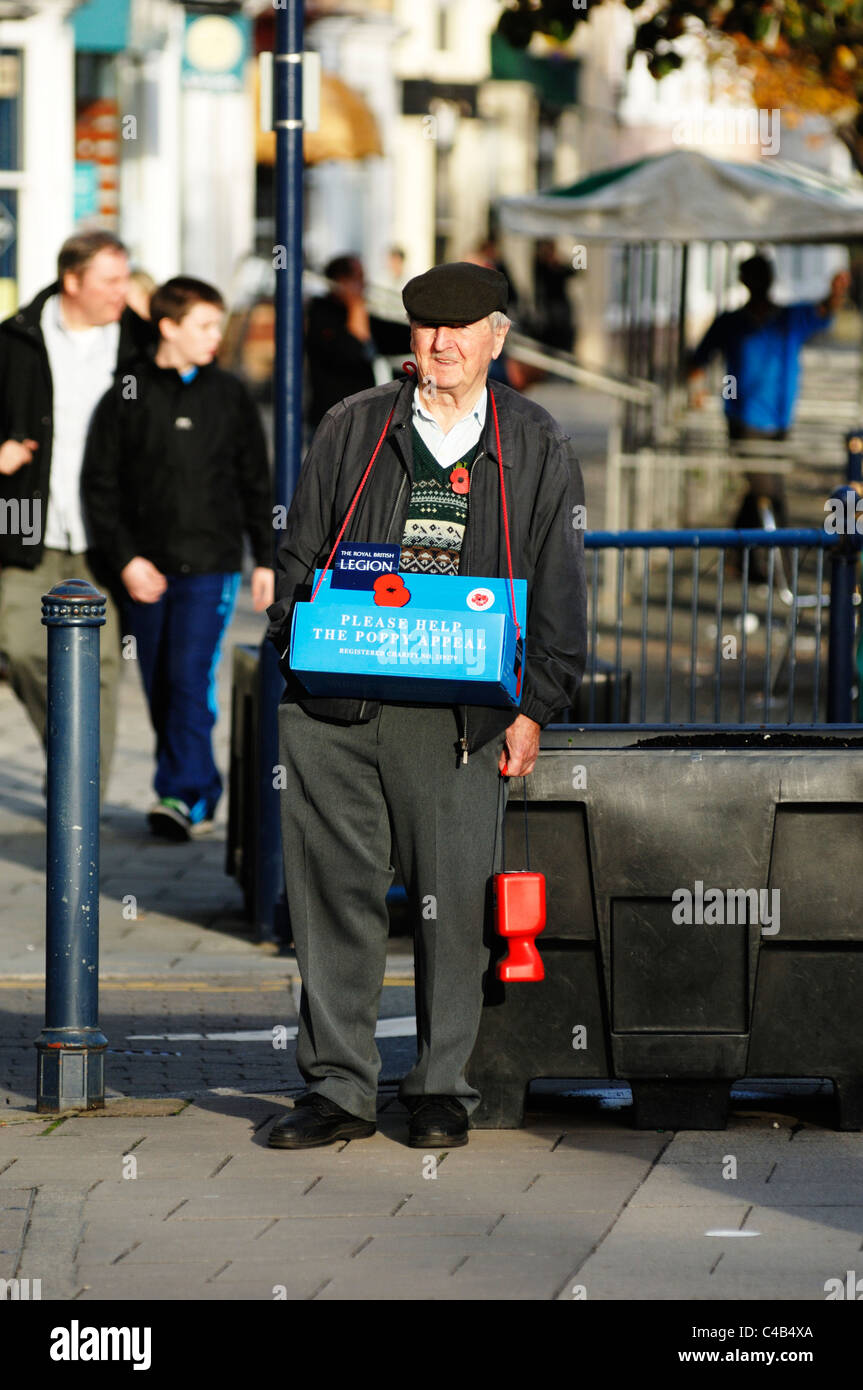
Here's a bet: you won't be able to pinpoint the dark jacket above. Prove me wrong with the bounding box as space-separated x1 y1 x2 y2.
266 376 586 755
306 293 376 427
81 355 273 579
0 281 155 569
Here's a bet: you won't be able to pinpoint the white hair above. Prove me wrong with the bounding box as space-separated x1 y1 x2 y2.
407 312 511 331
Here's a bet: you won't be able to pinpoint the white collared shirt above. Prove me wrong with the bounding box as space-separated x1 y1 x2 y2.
411 385 487 468
41 294 120 553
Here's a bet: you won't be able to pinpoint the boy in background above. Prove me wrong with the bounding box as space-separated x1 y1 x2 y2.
83 277 274 839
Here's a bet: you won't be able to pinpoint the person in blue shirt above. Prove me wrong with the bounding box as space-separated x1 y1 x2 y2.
688 254 849 536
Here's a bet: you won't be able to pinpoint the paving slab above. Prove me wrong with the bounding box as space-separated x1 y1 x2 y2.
74 1263 227 1296
395 1171 639 1216
486 1211 613 1257
204 1260 353 1297
257 1213 499 1242
316 1251 577 1301
110 1222 275 1264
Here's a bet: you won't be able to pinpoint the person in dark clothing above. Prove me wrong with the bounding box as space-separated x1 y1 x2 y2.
688 254 849 534
476 236 519 313
0 230 154 793
265 261 586 1152
82 277 273 839
306 254 377 427
532 238 576 352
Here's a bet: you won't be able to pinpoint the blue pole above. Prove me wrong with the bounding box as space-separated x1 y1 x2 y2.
254 0 304 939
827 486 862 723
36 579 107 1111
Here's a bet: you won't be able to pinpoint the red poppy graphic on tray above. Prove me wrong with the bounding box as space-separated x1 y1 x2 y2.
450 466 470 495
466 587 494 611
373 573 411 607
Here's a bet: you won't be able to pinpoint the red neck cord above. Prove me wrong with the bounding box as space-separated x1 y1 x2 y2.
310 404 397 601
489 387 521 643
311 385 520 651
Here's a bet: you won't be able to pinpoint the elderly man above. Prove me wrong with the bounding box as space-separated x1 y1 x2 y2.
266 262 586 1149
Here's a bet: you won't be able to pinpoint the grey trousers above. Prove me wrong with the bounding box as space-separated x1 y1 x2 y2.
277 699 506 1121
0 550 121 796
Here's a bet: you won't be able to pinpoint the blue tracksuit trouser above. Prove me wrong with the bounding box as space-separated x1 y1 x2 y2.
125 572 240 821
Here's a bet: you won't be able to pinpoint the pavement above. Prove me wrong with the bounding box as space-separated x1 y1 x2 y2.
1 392 862 1309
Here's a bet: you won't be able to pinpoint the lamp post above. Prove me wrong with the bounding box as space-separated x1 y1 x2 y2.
254 0 305 939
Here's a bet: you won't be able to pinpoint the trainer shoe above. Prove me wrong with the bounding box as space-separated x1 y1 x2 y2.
147 797 192 841
189 810 217 837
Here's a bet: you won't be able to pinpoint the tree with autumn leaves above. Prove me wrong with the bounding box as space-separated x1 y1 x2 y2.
495 0 863 174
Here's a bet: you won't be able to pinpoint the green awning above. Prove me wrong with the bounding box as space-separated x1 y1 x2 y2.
490 32 579 107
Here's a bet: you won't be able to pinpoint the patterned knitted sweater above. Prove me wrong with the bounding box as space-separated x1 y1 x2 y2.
399 425 481 576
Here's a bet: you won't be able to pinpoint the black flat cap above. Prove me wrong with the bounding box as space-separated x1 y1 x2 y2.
402 261 508 326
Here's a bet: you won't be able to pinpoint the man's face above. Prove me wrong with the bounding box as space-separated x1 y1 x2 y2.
333 260 365 300
410 315 508 401
63 249 130 326
160 301 225 366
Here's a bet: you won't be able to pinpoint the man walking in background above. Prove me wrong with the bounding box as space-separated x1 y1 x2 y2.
305 254 378 428
688 253 850 535
0 231 153 793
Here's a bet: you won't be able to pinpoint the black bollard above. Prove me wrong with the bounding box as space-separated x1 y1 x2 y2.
35 579 107 1111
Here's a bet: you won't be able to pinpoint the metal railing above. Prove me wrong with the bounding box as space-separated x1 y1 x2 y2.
582 518 861 728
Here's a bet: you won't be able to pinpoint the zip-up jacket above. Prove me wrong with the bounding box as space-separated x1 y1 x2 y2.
266 375 586 755
81 355 273 578
0 280 155 569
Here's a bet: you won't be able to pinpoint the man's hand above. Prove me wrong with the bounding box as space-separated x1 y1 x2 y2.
827 269 852 313
345 298 372 343
251 566 275 612
499 713 541 778
0 438 38 476
687 370 707 410
121 556 167 604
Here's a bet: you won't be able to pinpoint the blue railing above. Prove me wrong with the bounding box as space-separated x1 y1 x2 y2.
581 520 860 727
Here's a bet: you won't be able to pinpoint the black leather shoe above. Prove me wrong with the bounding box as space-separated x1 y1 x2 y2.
268 1094 376 1149
407 1096 469 1148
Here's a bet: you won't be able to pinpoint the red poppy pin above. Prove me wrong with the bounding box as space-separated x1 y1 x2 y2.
373 573 411 608
450 466 470 495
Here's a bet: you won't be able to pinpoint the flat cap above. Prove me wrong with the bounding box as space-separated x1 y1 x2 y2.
402 261 508 326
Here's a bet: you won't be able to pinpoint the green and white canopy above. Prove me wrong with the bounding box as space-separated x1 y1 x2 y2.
497 149 863 244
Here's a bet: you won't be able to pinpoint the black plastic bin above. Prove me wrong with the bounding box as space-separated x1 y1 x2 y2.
468 727 863 1131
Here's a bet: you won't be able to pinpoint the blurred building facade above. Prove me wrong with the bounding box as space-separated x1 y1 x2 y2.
292 0 848 365
0 0 256 306
0 0 851 362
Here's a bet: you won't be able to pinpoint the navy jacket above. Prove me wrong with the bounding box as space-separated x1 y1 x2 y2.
82 355 273 579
